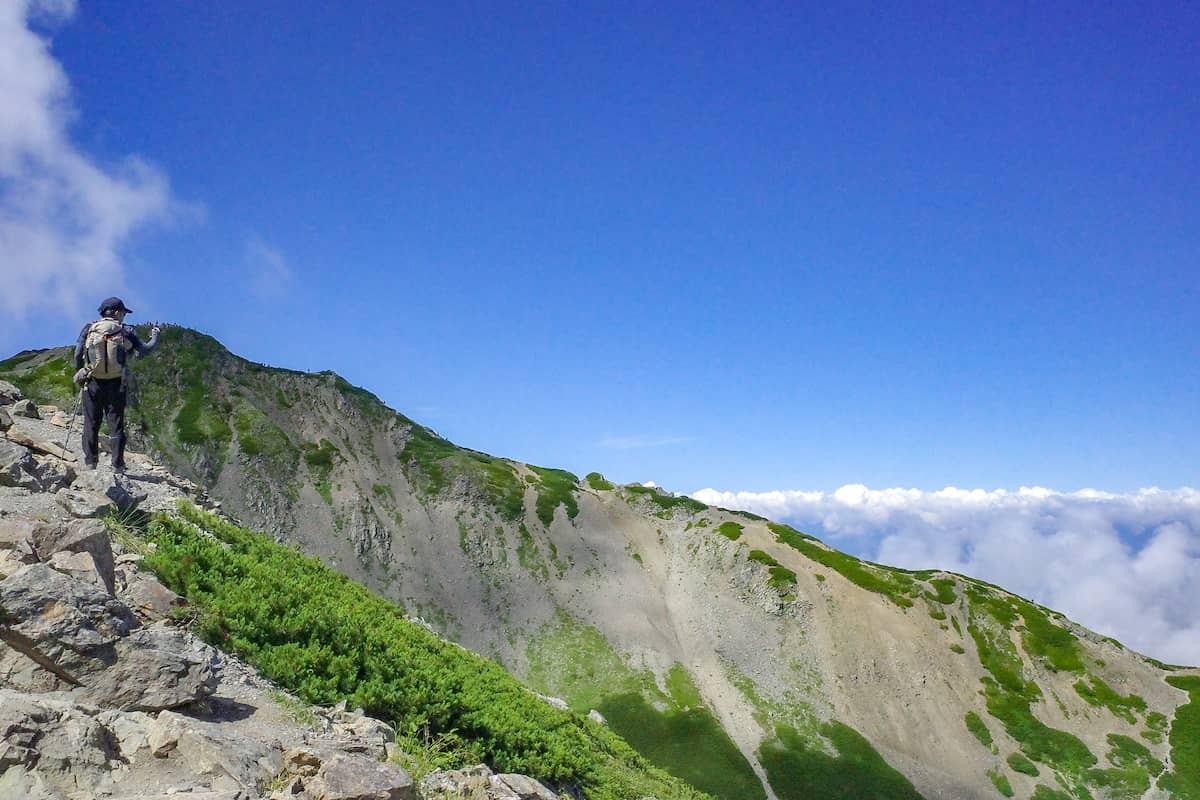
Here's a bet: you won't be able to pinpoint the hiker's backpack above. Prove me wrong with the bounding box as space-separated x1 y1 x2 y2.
84 319 133 380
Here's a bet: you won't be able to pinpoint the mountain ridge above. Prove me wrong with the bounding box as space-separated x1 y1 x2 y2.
3 326 1197 800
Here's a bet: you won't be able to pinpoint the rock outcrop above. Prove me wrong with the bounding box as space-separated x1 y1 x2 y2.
0 383 562 800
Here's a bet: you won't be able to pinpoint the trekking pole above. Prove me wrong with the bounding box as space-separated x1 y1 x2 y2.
62 386 83 452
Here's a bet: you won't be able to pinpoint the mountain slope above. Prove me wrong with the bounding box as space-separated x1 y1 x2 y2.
3 327 1197 800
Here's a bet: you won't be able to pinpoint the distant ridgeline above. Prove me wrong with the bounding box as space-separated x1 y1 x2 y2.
3 328 1197 800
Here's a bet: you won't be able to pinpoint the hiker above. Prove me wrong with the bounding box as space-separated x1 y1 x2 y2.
72 297 161 471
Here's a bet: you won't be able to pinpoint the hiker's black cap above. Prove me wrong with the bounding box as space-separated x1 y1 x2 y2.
98 297 132 315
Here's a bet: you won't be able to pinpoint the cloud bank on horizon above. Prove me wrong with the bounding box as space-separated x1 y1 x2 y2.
0 0 178 335
691 484 1200 667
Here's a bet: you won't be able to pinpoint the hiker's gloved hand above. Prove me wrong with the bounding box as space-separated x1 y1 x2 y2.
73 368 89 387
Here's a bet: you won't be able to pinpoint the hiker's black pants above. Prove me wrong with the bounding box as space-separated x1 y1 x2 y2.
81 377 127 468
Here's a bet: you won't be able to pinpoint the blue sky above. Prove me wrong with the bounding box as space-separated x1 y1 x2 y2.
2 0 1198 662
5 0 1196 494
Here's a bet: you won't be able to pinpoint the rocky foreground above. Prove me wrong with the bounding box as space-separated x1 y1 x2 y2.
0 381 565 800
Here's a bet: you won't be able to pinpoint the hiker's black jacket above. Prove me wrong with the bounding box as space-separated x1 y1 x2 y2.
73 323 159 372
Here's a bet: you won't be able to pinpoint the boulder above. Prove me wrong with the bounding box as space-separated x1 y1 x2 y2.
95 708 155 760
72 469 147 512
11 399 41 419
0 689 51 771
303 753 416 800
284 745 324 776
327 709 397 759
0 689 118 798
0 545 38 578
55 488 112 518
0 516 46 549
493 774 559 800
0 380 23 404
0 766 64 800
0 563 138 690
6 429 78 463
32 518 116 595
47 412 71 428
115 564 185 621
0 406 12 432
47 550 110 591
83 624 219 712
0 439 40 489
31 455 76 491
419 765 495 799
36 405 59 417
147 709 285 790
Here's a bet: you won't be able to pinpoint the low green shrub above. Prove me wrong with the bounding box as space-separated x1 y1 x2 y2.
586 472 614 491
1031 786 1072 800
1159 675 1200 798
716 522 744 541
1007 752 1039 777
774 528 915 608
748 550 780 567
965 712 994 749
623 485 708 515
928 577 957 604
1073 676 1146 724
529 466 580 527
144 504 708 800
988 768 1014 797
758 722 925 800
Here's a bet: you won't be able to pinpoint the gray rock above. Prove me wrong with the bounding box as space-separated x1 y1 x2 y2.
0 765 64 800
494 774 559 800
26 708 119 794
73 469 147 513
114 793 244 800
327 711 396 760
303 753 416 800
0 516 47 549
96 708 155 759
0 379 21 404
0 689 118 798
5 428 77 463
47 550 110 591
0 563 138 690
32 457 75 492
11 399 41 419
147 710 285 790
55 488 111 518
420 765 495 799
115 564 184 621
0 545 38 578
0 406 12 432
0 562 137 647
84 624 219 712
33 518 116 595
0 439 40 489
0 689 52 770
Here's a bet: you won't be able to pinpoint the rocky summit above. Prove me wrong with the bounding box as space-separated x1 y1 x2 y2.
2 332 1198 800
0 380 568 800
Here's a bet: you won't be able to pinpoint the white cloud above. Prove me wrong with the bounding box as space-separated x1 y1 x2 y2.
691 484 1200 666
0 0 178 326
245 236 294 298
